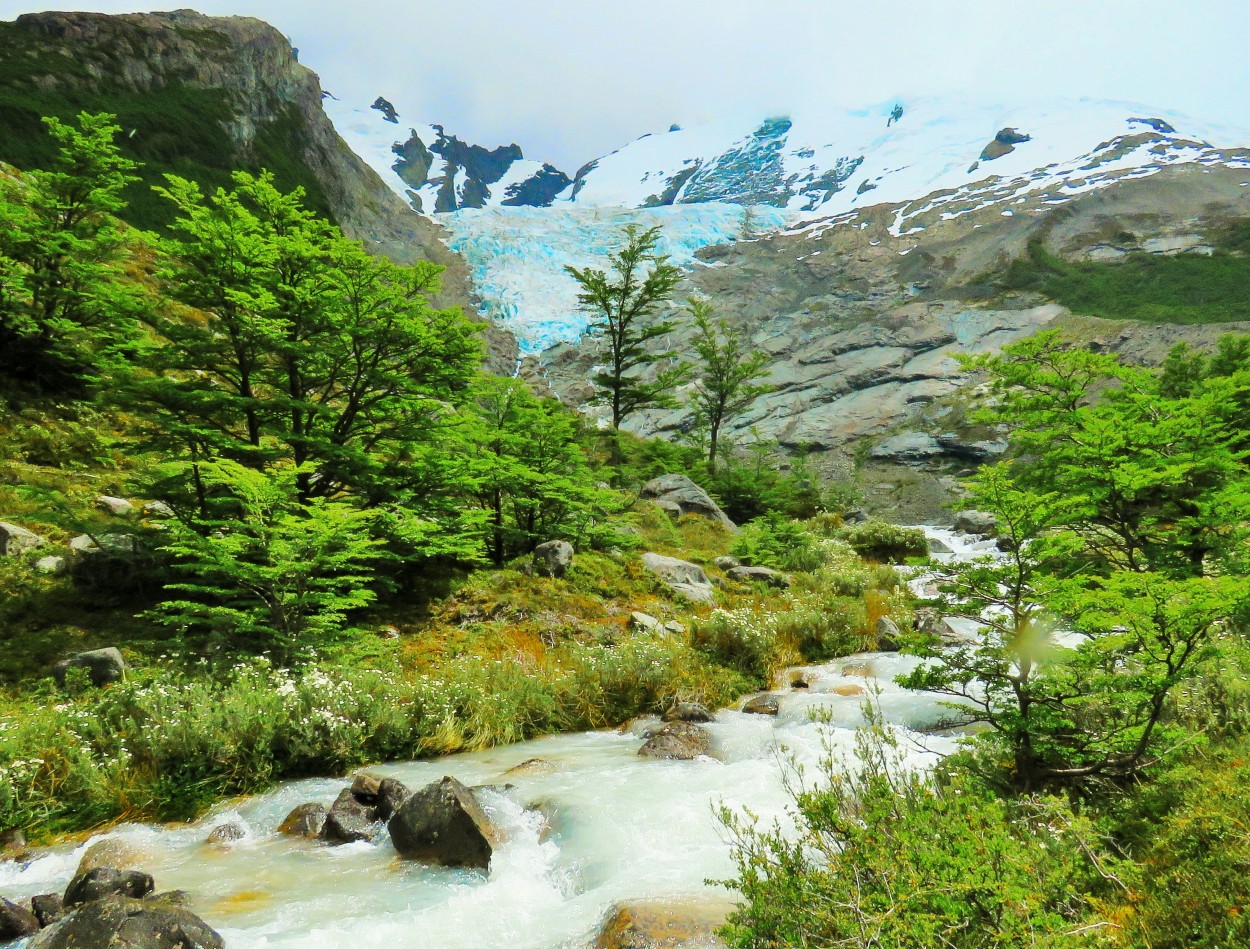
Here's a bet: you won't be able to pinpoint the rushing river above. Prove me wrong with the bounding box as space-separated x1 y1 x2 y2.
0 528 994 948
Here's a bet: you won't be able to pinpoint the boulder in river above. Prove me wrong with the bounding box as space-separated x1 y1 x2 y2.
532 540 574 578
640 474 737 532
641 553 716 604
64 867 154 907
321 788 379 844
662 702 713 723
205 822 246 845
277 803 327 838
52 647 126 687
29 894 223 949
953 510 997 536
388 776 501 869
594 897 732 948
76 838 147 875
638 721 713 760
742 694 780 716
31 893 64 928
374 777 412 823
0 898 40 940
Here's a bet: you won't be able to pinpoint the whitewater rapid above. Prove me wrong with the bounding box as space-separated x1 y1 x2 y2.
0 527 996 948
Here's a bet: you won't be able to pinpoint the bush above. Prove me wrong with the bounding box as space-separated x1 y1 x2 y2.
690 608 782 683
825 518 927 563
730 514 825 572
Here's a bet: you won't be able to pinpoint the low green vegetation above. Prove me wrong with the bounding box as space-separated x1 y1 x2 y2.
1001 237 1250 324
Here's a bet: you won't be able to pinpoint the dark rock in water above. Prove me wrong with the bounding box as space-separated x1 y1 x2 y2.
388 776 500 869
638 721 713 760
374 777 412 823
144 891 191 908
726 565 791 588
0 897 40 939
321 788 379 844
532 539 574 578
662 702 713 723
789 671 811 689
277 802 327 838
742 694 780 716
31 892 64 927
29 894 223 949
350 772 382 803
640 474 737 531
64 867 154 907
205 821 246 844
52 647 126 687
928 535 952 554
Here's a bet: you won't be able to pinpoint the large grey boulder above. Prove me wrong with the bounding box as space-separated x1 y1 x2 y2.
875 616 902 651
628 611 665 635
640 474 737 531
532 540 574 578
638 721 713 760
52 648 126 687
29 895 223 949
388 776 501 869
953 510 997 536
0 521 45 557
641 553 716 604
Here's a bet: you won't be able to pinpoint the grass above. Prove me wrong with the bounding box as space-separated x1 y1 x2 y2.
1000 239 1250 325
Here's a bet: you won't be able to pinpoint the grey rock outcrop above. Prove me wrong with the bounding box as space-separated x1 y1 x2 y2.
0 521 45 557
875 616 902 651
53 648 126 687
532 540 574 578
639 475 737 531
641 553 716 604
95 496 135 517
637 721 713 760
726 565 791 588
388 776 500 869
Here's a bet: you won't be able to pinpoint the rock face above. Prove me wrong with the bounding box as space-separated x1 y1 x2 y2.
641 553 716 605
638 722 713 760
726 565 791 588
52 648 126 687
29 895 223 949
0 521 45 556
532 540 574 578
639 475 737 531
388 776 500 869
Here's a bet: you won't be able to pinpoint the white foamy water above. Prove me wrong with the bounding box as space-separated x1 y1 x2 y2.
2 527 989 948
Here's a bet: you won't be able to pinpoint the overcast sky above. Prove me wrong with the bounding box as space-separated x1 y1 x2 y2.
9 1 1249 168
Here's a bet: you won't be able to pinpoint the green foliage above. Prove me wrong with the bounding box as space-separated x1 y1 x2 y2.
1001 239 1250 324
826 518 928 562
565 224 690 429
151 461 383 660
0 111 144 395
720 725 1112 948
691 608 781 683
685 296 773 473
731 513 825 572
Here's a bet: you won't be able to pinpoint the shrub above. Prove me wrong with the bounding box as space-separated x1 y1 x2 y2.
825 518 927 562
691 608 782 683
730 514 825 572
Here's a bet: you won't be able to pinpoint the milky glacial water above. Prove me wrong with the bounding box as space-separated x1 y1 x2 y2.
0 527 996 948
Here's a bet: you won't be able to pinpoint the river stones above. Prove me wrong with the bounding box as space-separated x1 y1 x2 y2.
321 788 380 844
388 776 501 869
75 838 148 877
277 802 327 838
638 722 713 760
0 897 40 940
742 694 780 716
28 894 223 949
350 772 383 802
875 616 902 651
593 897 732 948
31 893 64 928
661 702 713 723
64 867 154 907
503 757 557 778
205 821 246 845
374 778 412 823
954 510 997 535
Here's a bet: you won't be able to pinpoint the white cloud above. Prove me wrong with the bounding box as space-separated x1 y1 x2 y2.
8 0 1249 169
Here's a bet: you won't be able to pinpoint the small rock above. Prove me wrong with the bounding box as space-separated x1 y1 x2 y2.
350 772 382 803
927 536 952 554
594 897 732 949
375 778 411 823
742 695 780 716
0 898 39 940
205 822 246 845
388 776 501 869
52 647 126 687
95 496 135 517
831 683 866 697
712 556 740 570
789 672 810 689
628 611 665 634
663 620 686 635
662 702 713 723
276 803 327 838
638 721 713 760
31 893 63 928
641 553 716 604
875 616 902 651
841 662 875 678
0 521 45 557
726 565 791 588
35 555 67 575
321 788 379 844
64 867 154 907
503 758 557 778
142 501 174 518
532 540 574 578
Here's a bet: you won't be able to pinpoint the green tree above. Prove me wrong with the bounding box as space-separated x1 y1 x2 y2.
152 460 382 660
565 224 688 430
0 112 143 394
686 297 773 473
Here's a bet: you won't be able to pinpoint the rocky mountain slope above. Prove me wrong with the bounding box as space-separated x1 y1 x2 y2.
0 11 516 369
